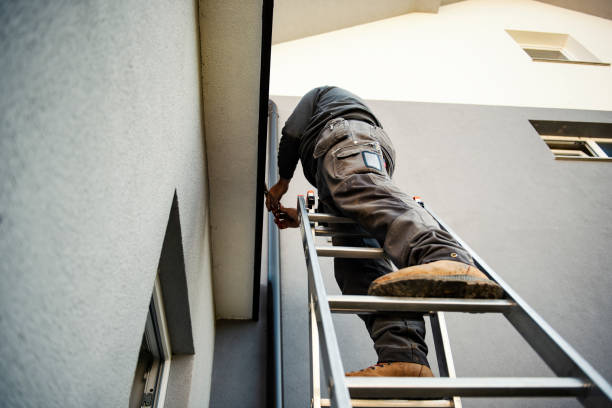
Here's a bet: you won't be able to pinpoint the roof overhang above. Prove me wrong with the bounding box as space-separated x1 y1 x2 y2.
199 0 272 319
272 0 457 44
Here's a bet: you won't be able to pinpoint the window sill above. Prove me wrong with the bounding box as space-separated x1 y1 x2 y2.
531 58 610 66
554 156 612 162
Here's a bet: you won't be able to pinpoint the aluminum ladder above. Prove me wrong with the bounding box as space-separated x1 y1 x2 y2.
296 194 612 408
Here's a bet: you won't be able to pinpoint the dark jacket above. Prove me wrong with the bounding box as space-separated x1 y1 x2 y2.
278 86 380 186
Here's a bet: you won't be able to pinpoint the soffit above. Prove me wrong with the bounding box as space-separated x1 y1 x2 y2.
272 0 610 46
272 0 443 44
536 0 612 21
199 0 263 319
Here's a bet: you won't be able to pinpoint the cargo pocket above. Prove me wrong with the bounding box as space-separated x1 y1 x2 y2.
332 142 387 179
313 119 350 159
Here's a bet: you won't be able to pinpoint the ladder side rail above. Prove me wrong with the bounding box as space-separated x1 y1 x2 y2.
299 197 352 408
420 203 612 407
430 312 462 408
310 207 322 408
310 298 322 408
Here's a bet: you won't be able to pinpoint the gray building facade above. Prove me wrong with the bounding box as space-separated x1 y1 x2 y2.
273 95 612 408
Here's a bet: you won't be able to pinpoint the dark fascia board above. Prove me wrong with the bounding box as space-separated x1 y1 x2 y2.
252 0 274 321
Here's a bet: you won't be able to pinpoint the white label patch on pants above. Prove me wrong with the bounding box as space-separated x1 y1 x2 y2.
362 151 382 171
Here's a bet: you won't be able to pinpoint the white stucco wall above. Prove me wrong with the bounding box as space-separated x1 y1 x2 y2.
270 0 612 110
0 2 215 407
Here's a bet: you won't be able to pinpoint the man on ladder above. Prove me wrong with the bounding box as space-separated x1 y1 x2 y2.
265 86 503 378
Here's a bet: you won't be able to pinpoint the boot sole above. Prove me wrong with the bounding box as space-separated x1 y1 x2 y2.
368 274 504 299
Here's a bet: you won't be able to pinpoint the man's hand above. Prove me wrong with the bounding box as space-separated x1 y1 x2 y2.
273 205 300 229
266 178 290 212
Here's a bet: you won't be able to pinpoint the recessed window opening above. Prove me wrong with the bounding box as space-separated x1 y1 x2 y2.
530 120 612 161
506 29 610 66
541 135 610 158
523 48 568 61
130 276 172 408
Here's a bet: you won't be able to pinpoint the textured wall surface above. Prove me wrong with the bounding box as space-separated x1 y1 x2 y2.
0 1 215 407
274 95 612 408
199 0 263 319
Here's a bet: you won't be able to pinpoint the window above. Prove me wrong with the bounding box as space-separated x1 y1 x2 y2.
523 48 568 61
530 120 612 161
506 30 610 66
541 136 611 159
130 276 172 408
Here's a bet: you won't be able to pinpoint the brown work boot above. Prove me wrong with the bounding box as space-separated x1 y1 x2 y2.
346 362 434 377
368 260 503 299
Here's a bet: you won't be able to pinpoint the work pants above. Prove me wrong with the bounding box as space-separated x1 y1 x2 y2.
314 118 474 365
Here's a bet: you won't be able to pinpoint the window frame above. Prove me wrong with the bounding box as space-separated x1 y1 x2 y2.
506 29 610 66
540 135 612 161
133 275 173 408
150 276 172 408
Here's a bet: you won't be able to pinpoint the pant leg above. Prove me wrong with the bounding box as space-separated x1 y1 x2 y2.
330 222 429 366
313 118 472 367
316 119 474 269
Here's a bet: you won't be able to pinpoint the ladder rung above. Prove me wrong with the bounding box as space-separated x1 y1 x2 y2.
316 246 384 259
314 226 370 238
320 397 453 407
309 213 356 224
345 377 588 399
328 295 515 314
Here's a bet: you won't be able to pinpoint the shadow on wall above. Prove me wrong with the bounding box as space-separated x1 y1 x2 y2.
131 191 202 407
157 191 195 354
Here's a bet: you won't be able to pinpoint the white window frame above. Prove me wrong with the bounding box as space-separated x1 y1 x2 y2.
137 275 172 408
506 30 610 66
541 135 612 161
150 275 172 408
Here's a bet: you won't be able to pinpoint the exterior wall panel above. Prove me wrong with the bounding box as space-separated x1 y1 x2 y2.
274 95 612 407
0 1 215 407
